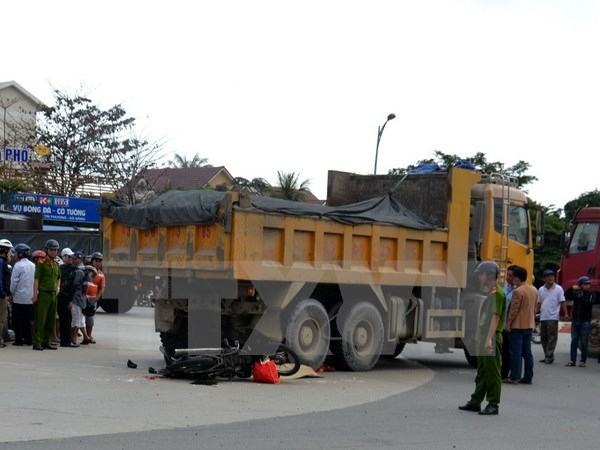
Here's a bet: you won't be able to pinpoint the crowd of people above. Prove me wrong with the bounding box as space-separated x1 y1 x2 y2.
0 238 105 350
461 261 598 416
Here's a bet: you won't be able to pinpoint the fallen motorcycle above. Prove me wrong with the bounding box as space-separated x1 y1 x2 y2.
160 337 301 380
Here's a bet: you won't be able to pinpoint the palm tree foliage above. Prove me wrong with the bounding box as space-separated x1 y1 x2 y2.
168 153 208 168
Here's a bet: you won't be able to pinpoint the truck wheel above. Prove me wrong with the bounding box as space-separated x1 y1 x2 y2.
464 348 478 368
284 299 330 369
332 302 384 371
99 296 135 314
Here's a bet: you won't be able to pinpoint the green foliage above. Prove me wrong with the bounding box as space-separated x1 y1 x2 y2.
0 163 35 194
39 89 138 196
168 153 208 168
0 177 33 194
389 151 538 188
563 189 600 222
529 200 567 280
273 171 310 201
233 177 271 194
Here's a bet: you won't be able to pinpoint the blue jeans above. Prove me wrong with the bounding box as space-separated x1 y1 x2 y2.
570 320 591 363
509 329 534 382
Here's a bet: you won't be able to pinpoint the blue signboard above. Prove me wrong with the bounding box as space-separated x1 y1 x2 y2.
1 147 30 163
4 193 100 224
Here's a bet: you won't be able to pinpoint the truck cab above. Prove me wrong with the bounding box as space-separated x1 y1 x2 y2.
559 208 600 292
470 177 534 282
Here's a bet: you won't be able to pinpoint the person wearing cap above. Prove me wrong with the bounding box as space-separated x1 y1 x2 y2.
459 261 506 416
57 248 77 347
536 269 566 364
85 252 105 343
566 276 596 367
70 251 91 345
9 244 35 346
0 239 13 348
32 239 61 351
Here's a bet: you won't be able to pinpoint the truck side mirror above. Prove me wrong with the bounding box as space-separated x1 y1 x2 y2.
535 209 545 247
560 230 570 254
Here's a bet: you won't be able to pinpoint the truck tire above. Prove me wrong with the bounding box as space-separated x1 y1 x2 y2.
99 296 135 314
332 302 384 371
284 299 330 369
464 348 478 368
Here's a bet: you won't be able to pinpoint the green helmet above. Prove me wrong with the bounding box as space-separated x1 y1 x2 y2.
474 261 500 279
44 239 60 250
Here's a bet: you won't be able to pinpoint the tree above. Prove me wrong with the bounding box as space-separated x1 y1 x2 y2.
168 153 208 168
38 89 136 196
389 151 538 188
0 163 34 193
97 135 164 204
528 200 567 281
563 190 600 223
273 171 310 201
233 176 271 195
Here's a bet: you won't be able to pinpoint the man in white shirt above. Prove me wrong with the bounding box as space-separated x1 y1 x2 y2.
537 269 566 364
10 244 35 346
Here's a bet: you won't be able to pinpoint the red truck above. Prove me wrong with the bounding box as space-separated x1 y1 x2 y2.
558 207 600 357
559 208 600 292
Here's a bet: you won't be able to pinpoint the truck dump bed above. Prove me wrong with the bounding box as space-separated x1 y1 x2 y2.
102 169 479 289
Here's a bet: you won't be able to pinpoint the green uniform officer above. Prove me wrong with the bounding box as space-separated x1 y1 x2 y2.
459 261 506 416
32 239 61 350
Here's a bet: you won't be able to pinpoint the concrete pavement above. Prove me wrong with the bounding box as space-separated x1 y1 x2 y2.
4 333 598 450
0 307 433 443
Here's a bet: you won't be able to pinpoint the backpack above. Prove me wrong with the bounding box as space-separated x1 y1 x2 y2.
58 264 77 299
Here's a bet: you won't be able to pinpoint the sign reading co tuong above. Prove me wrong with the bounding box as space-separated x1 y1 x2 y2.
4 193 101 224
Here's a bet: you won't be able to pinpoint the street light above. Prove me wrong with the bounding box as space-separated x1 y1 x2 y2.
373 113 396 175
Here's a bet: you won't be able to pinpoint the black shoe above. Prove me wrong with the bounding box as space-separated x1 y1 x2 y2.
33 345 44 351
539 359 547 363
546 359 554 364
479 404 499 415
519 379 532 385
458 403 481 412
43 345 58 350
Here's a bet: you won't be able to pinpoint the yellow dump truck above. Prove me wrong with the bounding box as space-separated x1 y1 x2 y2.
101 168 541 370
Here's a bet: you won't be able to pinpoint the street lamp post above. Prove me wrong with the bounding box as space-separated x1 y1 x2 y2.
373 113 396 175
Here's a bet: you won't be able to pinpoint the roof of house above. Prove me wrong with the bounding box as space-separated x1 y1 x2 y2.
141 166 234 192
268 187 323 204
0 80 45 108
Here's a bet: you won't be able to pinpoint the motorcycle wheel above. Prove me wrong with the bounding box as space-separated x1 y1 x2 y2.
269 344 301 377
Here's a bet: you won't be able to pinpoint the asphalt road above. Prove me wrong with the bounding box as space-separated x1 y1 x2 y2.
2 309 599 450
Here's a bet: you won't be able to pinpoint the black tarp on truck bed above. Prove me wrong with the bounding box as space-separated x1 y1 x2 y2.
102 190 436 231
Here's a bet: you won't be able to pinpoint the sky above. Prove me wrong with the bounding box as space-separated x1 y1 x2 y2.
2 0 599 209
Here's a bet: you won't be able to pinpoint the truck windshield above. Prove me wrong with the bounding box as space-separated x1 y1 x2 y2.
494 199 529 245
569 222 600 254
